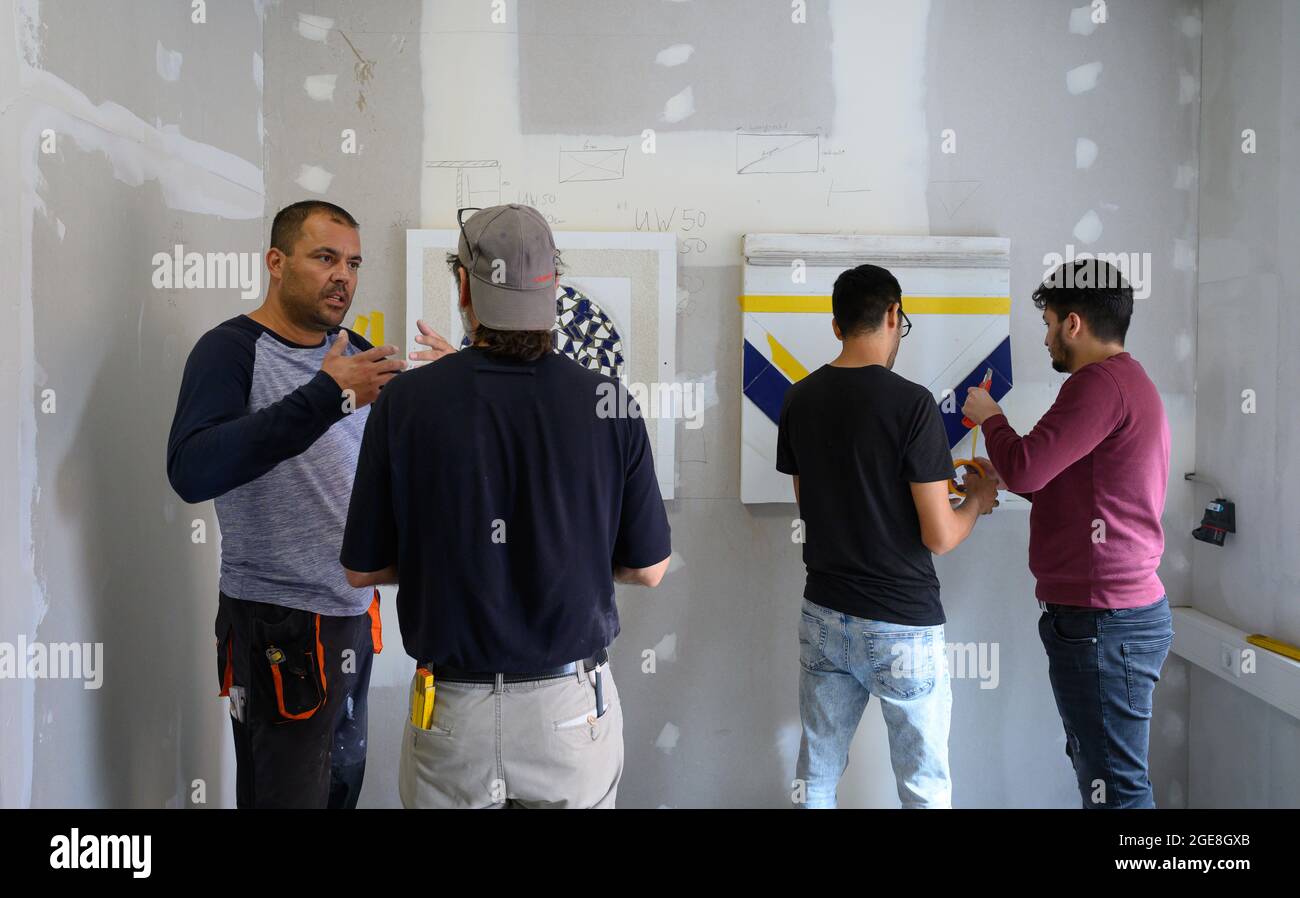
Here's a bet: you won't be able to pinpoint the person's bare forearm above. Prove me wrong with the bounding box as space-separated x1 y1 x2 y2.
942 496 982 552
613 556 670 587
344 564 398 587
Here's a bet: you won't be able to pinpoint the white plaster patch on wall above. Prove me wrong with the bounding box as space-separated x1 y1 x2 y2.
667 551 685 573
22 69 264 219
1180 12 1202 39
774 721 801 779
697 369 719 410
674 367 719 412
652 632 678 662
11 1 48 800
17 0 42 67
1072 208 1103 244
1161 706 1187 748
304 74 337 102
1165 776 1187 810
660 85 695 123
1066 61 1103 94
1178 70 1199 105
1173 238 1196 271
55 218 65 241
654 722 681 753
295 163 334 194
1098 201 1119 212
253 52 264 90
297 13 334 42
156 40 183 82
1075 137 1098 169
1175 163 1196 191
655 44 695 67
1174 332 1193 362
1068 5 1098 36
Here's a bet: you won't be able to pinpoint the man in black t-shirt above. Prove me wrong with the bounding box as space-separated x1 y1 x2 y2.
340 204 670 808
776 264 999 809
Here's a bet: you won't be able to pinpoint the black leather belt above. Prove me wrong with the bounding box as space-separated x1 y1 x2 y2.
427 648 608 684
1040 601 1095 613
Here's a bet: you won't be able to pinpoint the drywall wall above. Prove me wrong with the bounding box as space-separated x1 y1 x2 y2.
1189 0 1300 808
3 0 264 807
3 0 1206 808
263 0 1200 808
920 0 1200 811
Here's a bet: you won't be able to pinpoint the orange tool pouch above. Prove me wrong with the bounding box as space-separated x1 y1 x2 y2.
368 589 383 654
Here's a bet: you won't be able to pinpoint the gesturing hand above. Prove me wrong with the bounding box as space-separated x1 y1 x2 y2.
320 331 405 411
409 319 456 364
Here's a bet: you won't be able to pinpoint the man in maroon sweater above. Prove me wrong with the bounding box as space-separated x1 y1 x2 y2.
961 258 1172 808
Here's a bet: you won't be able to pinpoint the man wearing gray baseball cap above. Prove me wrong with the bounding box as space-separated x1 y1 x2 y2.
341 204 671 808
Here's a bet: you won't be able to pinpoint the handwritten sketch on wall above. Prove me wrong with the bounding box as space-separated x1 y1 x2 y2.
740 234 1017 505
406 229 678 498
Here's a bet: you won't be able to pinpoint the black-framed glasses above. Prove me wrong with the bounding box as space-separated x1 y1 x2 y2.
456 207 482 262
899 306 912 337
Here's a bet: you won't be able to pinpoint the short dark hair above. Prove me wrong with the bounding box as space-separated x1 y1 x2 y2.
1032 259 1133 344
831 264 902 337
445 252 557 362
270 201 359 254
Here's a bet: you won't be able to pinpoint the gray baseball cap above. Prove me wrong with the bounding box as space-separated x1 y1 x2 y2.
457 204 558 330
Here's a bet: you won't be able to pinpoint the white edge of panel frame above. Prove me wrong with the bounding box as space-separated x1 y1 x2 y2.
743 233 1011 268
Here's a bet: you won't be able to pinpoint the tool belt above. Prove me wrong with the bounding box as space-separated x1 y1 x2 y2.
427 647 608 684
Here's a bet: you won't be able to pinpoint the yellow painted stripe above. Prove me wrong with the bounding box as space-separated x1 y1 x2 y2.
739 295 1011 315
904 296 1010 315
765 332 810 383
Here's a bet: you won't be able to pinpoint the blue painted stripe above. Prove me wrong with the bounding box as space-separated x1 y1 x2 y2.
743 339 791 426
940 336 1014 448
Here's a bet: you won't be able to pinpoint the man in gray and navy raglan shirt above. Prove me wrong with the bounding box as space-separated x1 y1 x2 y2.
166 200 451 808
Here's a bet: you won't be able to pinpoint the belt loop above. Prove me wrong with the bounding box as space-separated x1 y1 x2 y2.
575 658 585 685
494 672 504 694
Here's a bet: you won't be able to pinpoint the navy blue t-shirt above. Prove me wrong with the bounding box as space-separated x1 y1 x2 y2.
340 347 671 671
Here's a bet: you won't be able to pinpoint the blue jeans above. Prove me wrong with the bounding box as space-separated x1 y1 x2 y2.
795 598 952 808
1038 595 1173 808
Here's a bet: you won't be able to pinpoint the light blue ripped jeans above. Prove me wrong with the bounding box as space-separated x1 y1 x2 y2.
795 598 952 809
